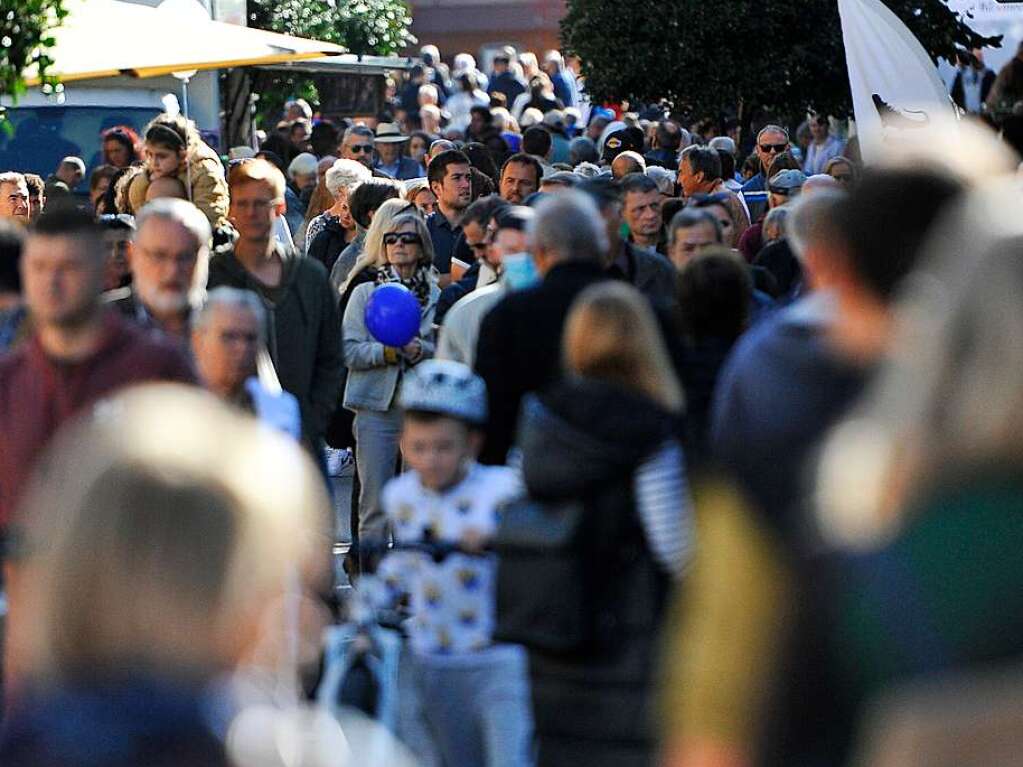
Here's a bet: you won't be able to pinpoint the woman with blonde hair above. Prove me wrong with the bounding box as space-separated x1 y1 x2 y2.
341 212 439 544
0 385 329 765
514 280 692 766
336 197 417 304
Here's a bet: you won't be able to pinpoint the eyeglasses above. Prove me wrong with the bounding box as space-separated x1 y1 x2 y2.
383 232 423 246
831 173 852 182
468 240 489 253
232 198 279 212
759 143 788 154
348 144 374 154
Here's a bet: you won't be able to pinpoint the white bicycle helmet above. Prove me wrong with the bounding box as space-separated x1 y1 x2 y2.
399 360 488 425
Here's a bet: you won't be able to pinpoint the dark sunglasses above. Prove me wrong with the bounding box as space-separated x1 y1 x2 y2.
759 143 788 154
383 232 422 246
349 144 374 154
831 173 853 182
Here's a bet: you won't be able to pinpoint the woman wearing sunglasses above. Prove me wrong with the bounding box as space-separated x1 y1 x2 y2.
340 212 440 547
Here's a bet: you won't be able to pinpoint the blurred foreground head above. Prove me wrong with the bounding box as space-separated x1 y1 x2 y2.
14 384 329 683
817 177 1023 548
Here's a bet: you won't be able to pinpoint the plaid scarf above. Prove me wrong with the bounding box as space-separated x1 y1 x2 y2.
374 264 434 306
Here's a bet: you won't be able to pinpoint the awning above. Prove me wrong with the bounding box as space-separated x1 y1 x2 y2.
24 0 345 86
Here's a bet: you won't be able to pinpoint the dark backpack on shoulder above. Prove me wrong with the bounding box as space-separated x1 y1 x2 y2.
493 479 665 657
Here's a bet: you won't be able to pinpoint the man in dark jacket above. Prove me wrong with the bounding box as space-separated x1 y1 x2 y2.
644 120 683 170
580 177 677 309
706 168 964 767
951 50 995 115
475 190 610 464
208 160 342 450
488 49 527 105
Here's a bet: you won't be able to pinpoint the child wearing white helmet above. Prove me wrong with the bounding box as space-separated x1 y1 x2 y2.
377 359 534 765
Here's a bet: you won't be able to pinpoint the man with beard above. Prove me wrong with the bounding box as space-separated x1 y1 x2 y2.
106 198 211 348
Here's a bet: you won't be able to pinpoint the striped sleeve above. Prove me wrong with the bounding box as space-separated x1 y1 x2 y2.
634 440 694 579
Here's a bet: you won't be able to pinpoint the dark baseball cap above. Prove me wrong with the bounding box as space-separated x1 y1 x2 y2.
602 126 645 163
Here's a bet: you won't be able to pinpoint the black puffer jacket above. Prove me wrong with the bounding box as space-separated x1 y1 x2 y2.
307 215 350 275
516 377 675 767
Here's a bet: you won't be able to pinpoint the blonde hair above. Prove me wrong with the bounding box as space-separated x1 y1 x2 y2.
563 281 684 413
13 385 329 683
340 201 430 294
228 158 286 200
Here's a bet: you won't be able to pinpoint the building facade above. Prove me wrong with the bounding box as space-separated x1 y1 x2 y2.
408 0 567 65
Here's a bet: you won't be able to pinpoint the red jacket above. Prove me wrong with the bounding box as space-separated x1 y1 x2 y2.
0 312 195 530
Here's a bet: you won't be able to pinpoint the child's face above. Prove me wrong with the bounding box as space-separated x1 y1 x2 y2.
145 142 184 180
401 416 480 492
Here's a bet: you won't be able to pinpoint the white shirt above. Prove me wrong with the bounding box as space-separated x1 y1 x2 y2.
437 282 506 367
379 462 522 655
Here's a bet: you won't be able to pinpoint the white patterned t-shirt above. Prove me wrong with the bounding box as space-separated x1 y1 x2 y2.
378 462 521 655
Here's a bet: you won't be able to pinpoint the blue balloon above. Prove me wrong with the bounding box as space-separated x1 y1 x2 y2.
364 283 421 348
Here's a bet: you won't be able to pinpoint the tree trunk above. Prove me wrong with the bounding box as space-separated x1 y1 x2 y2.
223 68 255 149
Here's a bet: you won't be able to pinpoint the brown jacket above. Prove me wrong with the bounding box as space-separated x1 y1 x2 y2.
128 138 229 228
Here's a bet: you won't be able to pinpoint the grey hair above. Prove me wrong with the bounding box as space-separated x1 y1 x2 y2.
135 198 212 305
709 136 737 157
344 125 375 143
786 188 845 263
192 286 266 343
645 166 676 196
574 162 601 179
287 152 318 180
326 159 372 199
763 206 790 236
0 171 25 188
757 124 790 142
529 190 608 265
61 156 87 174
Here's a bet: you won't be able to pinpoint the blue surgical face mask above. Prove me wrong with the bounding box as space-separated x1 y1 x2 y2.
502 252 540 291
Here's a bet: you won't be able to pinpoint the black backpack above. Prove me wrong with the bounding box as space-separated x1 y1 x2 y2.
493 480 663 657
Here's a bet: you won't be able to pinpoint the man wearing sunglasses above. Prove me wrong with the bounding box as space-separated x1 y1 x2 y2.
741 125 790 196
337 126 394 180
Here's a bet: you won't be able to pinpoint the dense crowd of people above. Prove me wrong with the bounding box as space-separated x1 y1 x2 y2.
0 38 1022 767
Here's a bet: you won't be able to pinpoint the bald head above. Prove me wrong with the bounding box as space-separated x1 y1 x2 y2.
146 176 188 202
611 151 646 180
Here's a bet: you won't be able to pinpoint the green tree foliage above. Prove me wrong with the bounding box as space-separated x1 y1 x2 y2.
0 0 67 108
247 0 415 125
561 0 998 120
249 0 415 56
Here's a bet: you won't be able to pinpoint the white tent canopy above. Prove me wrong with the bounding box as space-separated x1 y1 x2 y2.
25 0 345 85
